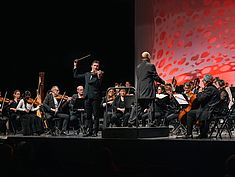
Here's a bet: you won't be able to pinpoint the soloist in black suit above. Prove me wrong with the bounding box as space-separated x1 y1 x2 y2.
73 69 102 136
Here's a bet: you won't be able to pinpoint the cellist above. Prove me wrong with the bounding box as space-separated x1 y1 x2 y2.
185 74 220 139
178 82 200 125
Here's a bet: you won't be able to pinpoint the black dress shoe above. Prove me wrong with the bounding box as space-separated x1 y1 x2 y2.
196 134 208 139
92 133 98 137
60 131 69 136
183 134 193 139
83 133 92 137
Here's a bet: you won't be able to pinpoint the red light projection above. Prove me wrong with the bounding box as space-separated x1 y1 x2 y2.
151 0 235 85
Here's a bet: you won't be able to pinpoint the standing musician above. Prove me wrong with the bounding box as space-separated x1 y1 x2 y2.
185 74 220 138
73 59 104 137
42 85 70 136
16 90 44 136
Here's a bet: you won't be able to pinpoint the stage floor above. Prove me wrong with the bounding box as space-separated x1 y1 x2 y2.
1 130 235 177
1 128 234 141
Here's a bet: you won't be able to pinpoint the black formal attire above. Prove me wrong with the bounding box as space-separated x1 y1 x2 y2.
16 99 44 136
73 70 102 136
111 95 131 127
7 99 21 132
0 103 10 134
136 60 165 124
42 93 70 134
186 84 220 138
163 94 181 126
101 96 115 128
69 94 86 134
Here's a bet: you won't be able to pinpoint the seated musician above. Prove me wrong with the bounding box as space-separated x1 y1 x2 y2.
0 91 10 135
185 74 220 139
69 85 86 135
16 90 43 136
7 89 21 134
179 82 200 124
110 88 131 127
163 83 181 126
152 84 167 126
101 88 116 127
42 86 70 135
124 81 135 95
214 78 230 115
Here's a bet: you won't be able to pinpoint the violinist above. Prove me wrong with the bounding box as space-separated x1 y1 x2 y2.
73 59 104 137
42 85 70 136
16 90 44 136
163 83 181 126
7 89 21 134
101 88 116 127
0 91 10 135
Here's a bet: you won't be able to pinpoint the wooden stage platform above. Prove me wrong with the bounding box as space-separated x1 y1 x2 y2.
0 129 235 177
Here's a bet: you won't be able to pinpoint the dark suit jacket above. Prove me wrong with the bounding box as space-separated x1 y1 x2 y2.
196 84 220 120
73 69 102 100
42 93 56 113
136 60 165 99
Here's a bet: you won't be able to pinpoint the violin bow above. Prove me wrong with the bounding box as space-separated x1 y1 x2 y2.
1 91 7 110
55 92 66 116
74 54 91 62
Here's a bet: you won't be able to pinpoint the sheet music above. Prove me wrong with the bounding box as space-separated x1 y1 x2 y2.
173 94 188 105
155 94 168 99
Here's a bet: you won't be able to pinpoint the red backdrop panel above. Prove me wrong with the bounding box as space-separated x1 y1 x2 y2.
137 0 235 86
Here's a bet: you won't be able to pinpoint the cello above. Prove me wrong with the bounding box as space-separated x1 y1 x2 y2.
178 82 197 125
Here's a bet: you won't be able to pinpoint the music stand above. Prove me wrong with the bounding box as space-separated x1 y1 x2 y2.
125 95 135 109
171 94 188 136
73 98 85 110
173 94 188 105
73 98 86 134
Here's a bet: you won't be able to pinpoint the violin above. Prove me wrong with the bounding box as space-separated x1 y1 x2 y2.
55 94 70 100
91 70 104 79
0 97 11 103
26 98 41 106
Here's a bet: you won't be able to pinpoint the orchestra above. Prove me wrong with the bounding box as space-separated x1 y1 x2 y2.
0 69 234 139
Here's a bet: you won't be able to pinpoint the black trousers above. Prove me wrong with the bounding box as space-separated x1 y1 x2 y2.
85 98 101 134
45 112 69 132
187 109 209 137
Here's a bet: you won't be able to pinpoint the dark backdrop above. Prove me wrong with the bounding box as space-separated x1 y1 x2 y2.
1 0 134 98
